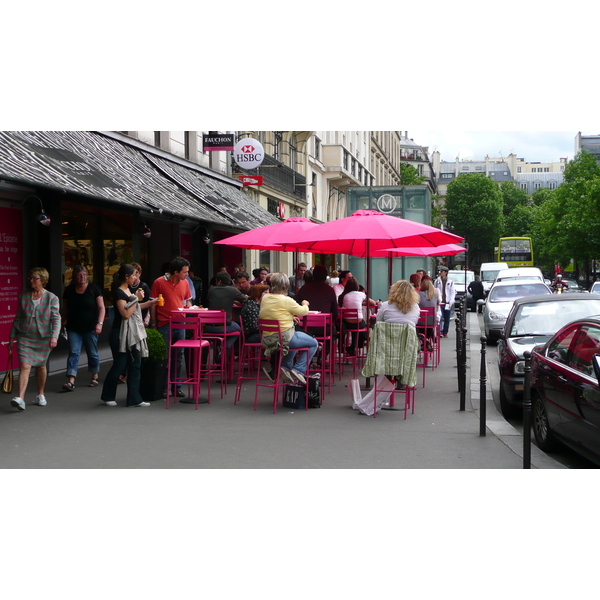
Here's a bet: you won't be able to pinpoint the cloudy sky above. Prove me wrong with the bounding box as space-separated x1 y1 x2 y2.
407 131 583 163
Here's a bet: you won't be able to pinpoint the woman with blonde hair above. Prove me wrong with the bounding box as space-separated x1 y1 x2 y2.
9 267 61 410
376 279 421 327
418 277 441 351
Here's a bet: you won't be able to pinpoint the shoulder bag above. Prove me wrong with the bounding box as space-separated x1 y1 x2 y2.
2 346 15 394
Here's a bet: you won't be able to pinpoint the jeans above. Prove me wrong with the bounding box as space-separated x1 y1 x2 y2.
66 329 100 377
440 304 452 335
204 321 242 350
158 325 184 391
101 328 143 406
281 331 318 375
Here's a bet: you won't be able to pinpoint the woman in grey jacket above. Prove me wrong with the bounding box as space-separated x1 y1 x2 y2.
9 267 61 411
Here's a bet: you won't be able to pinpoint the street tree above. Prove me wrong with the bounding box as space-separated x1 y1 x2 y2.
400 163 426 185
445 173 504 264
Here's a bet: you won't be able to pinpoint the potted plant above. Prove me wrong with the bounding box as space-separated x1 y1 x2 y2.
139 327 168 401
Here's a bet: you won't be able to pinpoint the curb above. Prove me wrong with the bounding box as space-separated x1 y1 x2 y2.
466 313 566 469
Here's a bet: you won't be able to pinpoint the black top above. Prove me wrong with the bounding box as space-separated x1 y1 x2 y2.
63 282 102 333
129 280 151 320
111 288 134 331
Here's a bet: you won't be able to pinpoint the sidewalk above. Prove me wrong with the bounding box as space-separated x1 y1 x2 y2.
0 313 565 468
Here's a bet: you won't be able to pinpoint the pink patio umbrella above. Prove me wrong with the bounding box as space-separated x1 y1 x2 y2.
371 243 467 258
213 217 321 280
282 210 464 298
213 217 319 251
372 243 467 287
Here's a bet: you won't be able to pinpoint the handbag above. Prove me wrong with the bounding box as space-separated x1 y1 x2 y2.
2 346 14 394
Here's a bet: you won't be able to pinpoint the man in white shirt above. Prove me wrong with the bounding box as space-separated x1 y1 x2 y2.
434 267 455 337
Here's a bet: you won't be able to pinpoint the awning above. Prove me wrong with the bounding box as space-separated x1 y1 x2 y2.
0 130 278 229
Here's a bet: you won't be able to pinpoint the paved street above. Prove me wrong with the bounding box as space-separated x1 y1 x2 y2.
0 313 565 469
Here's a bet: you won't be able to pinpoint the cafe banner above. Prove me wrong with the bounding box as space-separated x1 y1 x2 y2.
0 207 23 367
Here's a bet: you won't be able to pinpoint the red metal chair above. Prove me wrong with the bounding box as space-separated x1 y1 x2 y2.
420 306 440 368
197 310 241 397
362 321 418 419
166 311 210 409
337 307 369 380
234 326 263 405
254 319 309 413
302 312 334 402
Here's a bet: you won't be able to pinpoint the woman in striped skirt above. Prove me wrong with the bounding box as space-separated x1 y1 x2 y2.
9 267 61 411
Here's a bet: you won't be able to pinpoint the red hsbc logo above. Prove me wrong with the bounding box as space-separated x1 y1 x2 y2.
241 145 255 153
238 175 263 186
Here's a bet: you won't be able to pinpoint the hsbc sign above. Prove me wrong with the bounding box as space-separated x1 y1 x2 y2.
233 137 265 170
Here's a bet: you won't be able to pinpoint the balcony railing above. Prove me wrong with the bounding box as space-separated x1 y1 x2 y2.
232 153 306 201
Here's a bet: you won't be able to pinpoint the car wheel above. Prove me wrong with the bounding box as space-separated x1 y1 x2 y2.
499 382 519 419
532 392 557 452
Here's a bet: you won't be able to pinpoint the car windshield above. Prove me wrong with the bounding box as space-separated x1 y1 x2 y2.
592 282 600 293
489 283 549 303
510 299 600 336
448 272 474 285
481 270 502 282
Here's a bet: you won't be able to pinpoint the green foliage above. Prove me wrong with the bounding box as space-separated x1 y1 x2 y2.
532 150 600 278
530 187 554 207
505 203 537 238
563 149 600 182
400 163 426 185
500 181 528 217
144 327 167 362
445 173 504 261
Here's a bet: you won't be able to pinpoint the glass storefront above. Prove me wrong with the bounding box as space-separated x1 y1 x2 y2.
345 186 432 301
61 202 132 306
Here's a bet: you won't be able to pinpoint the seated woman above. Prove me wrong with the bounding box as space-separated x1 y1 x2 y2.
417 277 441 351
240 284 270 343
259 273 318 384
377 279 421 328
338 277 377 356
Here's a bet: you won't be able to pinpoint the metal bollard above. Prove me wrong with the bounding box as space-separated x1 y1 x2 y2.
522 351 532 469
455 307 462 393
460 326 467 411
480 336 487 436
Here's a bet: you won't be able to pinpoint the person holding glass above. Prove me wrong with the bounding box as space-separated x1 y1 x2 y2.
9 267 61 411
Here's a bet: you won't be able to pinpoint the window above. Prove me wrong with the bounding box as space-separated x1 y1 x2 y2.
289 134 297 170
570 325 600 377
267 198 278 216
520 183 528 190
314 137 321 161
549 182 557 190
547 325 578 365
273 132 282 160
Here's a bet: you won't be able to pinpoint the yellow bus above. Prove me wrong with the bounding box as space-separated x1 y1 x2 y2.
497 237 534 268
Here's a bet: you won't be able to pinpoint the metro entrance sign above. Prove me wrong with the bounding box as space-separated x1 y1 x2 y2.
238 175 263 186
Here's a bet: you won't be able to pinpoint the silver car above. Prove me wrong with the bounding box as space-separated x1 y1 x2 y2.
481 280 551 341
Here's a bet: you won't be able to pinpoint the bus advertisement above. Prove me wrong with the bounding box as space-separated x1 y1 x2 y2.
497 237 534 268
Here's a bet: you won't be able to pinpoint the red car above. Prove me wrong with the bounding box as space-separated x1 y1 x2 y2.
530 316 600 465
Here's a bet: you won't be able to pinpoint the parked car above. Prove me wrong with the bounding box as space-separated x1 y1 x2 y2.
498 294 600 418
494 267 545 284
591 281 600 294
481 280 551 342
448 269 475 311
561 278 587 293
530 315 600 465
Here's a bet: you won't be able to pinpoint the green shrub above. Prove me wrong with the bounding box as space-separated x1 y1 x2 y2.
144 327 167 362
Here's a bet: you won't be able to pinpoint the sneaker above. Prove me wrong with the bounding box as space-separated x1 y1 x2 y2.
262 366 274 382
10 397 25 411
34 395 47 406
176 389 185 398
103 400 117 406
132 401 151 407
291 369 306 385
280 367 296 384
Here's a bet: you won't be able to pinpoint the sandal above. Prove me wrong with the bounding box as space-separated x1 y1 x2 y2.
89 378 99 387
62 381 75 392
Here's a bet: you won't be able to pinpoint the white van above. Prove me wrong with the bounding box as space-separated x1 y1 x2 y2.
480 262 509 294
493 267 545 284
